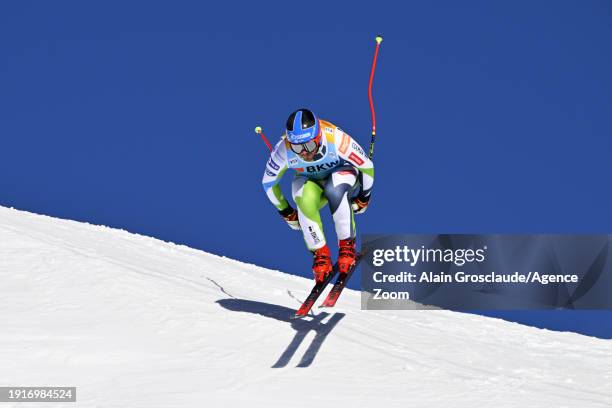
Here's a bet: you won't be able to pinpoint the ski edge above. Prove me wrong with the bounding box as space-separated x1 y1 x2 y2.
319 253 363 308
291 265 339 319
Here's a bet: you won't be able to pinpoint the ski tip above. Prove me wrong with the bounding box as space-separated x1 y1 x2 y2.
320 300 336 308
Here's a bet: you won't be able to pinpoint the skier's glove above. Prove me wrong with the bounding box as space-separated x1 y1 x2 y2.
278 206 300 230
351 194 371 214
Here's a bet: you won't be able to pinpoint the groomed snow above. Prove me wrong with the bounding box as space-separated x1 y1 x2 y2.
0 206 610 407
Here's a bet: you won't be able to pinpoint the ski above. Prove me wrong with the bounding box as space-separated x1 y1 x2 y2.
292 265 338 318
319 253 363 308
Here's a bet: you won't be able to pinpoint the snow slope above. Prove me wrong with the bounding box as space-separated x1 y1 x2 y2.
0 206 610 408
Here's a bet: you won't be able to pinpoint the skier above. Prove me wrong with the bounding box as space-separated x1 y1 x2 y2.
262 108 374 283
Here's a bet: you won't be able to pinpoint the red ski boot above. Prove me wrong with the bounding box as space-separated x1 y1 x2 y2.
312 245 333 283
338 238 356 274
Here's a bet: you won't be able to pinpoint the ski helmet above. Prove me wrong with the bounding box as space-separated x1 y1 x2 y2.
285 109 320 144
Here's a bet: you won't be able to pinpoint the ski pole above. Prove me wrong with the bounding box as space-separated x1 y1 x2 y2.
254 126 273 152
367 35 383 159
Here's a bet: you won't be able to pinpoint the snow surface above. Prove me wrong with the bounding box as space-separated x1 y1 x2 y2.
0 206 610 408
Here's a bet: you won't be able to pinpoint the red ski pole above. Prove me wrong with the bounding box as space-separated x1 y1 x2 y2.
367 35 383 159
254 126 273 152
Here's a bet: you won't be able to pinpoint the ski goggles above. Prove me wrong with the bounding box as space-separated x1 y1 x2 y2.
289 134 321 154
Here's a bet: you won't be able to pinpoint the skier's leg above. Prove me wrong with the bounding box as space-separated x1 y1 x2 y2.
323 166 358 241
291 176 326 250
292 176 332 282
324 166 358 274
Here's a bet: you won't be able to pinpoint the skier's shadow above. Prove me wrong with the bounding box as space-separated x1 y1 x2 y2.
216 298 345 368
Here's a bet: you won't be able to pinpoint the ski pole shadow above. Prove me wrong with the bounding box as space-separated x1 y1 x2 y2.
216 298 345 368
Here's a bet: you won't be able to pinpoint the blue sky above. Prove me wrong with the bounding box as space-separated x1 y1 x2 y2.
1 1 611 337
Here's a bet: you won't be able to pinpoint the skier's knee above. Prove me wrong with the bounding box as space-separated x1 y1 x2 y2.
325 185 350 212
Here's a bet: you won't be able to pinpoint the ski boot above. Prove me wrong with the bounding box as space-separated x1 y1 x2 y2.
312 244 333 283
338 238 356 275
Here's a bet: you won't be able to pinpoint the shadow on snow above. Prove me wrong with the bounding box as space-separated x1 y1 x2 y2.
216 298 345 368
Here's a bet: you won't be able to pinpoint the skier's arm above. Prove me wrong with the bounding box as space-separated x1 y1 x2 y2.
262 140 301 229
336 131 374 198
262 139 290 210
